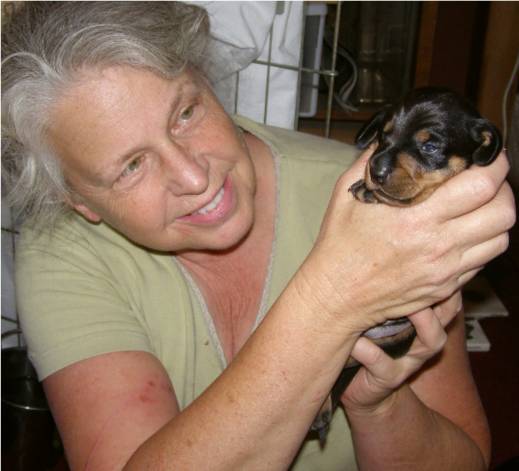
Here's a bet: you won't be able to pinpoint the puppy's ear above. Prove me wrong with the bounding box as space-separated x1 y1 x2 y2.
470 119 502 166
355 107 390 149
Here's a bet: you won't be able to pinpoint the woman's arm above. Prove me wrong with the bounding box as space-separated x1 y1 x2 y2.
342 296 491 470
45 277 362 471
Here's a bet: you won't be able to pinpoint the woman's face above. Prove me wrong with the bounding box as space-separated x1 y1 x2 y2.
47 66 257 253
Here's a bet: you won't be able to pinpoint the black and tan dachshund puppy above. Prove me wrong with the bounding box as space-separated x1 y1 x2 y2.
311 87 502 443
350 87 502 205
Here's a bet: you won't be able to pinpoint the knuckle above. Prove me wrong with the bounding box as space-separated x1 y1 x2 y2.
435 286 455 304
429 277 458 303
500 150 511 172
497 233 510 255
367 344 386 366
434 331 448 352
470 174 497 202
431 237 452 261
504 205 517 231
425 250 454 282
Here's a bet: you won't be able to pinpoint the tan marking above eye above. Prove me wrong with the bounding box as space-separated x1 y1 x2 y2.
415 129 431 143
383 118 394 133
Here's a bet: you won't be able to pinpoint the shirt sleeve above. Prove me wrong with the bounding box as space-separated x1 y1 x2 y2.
15 224 154 380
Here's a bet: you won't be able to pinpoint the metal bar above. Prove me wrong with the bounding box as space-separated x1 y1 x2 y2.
1 327 23 347
293 1 308 129
1 226 20 235
254 60 339 78
325 1 342 138
263 22 275 124
234 72 240 115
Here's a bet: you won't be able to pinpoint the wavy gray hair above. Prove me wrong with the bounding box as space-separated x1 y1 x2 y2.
1 1 210 227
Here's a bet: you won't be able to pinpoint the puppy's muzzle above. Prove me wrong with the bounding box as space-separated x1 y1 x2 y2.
369 153 393 185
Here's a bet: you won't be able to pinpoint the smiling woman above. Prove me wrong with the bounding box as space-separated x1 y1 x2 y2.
44 66 256 252
1 2 515 471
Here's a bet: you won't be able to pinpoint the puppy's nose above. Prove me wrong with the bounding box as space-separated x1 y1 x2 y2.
370 158 392 184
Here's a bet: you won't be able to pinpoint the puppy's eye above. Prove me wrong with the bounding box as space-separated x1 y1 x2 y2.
421 142 439 154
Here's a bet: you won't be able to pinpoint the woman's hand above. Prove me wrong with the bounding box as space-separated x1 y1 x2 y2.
340 291 462 414
298 149 514 334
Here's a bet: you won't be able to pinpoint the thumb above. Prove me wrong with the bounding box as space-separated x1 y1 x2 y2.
339 144 375 188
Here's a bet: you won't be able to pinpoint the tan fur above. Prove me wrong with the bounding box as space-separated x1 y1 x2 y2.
481 130 492 146
383 118 394 134
367 153 469 205
447 155 469 174
414 129 431 143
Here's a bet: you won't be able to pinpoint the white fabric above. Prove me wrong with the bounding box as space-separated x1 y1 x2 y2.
195 1 304 129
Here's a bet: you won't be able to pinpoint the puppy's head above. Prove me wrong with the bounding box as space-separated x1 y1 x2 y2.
355 88 502 205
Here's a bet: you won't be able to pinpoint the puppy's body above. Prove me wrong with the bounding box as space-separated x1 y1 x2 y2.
311 87 502 443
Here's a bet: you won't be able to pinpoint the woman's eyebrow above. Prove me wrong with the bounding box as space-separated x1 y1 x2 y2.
93 80 200 183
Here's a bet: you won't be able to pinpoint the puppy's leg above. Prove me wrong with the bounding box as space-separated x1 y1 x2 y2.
349 179 378 203
310 394 333 446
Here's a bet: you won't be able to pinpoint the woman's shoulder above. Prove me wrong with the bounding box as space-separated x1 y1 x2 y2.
18 212 126 258
233 115 359 167
16 212 174 280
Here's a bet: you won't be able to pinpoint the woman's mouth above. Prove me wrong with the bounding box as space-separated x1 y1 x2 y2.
178 177 234 224
193 186 225 215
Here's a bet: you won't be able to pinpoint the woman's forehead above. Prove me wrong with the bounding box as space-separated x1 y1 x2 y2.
60 66 198 111
48 66 199 141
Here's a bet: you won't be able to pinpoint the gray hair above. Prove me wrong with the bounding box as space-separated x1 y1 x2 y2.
1 1 210 228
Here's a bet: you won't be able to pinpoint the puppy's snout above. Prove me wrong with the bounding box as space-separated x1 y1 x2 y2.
370 155 393 184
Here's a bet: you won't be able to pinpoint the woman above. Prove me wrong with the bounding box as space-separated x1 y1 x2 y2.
2 2 514 470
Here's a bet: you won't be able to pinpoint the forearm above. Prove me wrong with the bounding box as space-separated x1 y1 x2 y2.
346 384 487 471
125 277 358 470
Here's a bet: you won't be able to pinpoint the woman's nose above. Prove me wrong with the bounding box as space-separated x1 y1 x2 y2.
161 143 209 195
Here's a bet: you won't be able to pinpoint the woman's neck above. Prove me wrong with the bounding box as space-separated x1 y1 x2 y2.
176 131 277 361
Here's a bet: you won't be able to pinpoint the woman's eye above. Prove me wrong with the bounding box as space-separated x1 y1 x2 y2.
121 156 143 178
421 142 439 153
179 105 195 122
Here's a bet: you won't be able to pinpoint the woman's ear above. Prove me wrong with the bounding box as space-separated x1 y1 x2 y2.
71 201 102 223
470 118 502 166
355 106 391 149
63 188 102 223
65 190 102 223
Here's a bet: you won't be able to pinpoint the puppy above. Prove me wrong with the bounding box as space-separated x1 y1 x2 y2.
311 87 502 443
350 87 502 205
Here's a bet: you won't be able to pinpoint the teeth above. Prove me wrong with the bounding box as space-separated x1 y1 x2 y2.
195 187 224 215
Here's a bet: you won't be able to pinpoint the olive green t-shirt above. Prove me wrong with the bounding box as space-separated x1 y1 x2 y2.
16 116 359 469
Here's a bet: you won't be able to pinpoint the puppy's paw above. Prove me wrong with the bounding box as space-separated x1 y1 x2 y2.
310 395 333 445
349 179 378 203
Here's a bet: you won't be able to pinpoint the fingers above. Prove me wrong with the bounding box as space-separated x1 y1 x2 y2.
343 305 456 411
424 151 510 221
457 267 483 288
458 233 510 274
408 308 448 354
350 308 450 387
349 337 398 389
450 182 515 250
432 291 463 327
